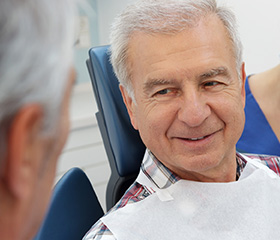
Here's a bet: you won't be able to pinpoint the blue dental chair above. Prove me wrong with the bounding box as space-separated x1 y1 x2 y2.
86 45 146 211
33 168 104 240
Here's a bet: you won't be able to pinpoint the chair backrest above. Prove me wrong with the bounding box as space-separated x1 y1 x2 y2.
87 45 146 211
33 168 104 240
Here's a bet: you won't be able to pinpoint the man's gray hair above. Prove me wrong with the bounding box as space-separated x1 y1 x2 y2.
0 0 78 158
110 0 243 98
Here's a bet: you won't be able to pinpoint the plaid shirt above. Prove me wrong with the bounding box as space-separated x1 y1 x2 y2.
83 150 280 240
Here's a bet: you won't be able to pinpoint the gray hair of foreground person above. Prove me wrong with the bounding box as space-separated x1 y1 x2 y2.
0 0 77 160
109 0 243 99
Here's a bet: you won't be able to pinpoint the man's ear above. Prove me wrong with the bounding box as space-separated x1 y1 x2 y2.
240 62 246 108
5 104 44 199
119 85 138 130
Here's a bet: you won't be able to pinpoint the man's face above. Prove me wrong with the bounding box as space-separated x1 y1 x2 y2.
121 15 246 182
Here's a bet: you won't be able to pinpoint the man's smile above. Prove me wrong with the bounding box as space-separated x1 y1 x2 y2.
172 129 223 149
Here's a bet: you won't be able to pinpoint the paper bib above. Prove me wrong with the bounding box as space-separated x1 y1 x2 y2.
102 157 280 240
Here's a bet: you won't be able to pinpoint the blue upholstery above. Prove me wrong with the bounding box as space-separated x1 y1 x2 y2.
87 45 146 210
33 168 104 240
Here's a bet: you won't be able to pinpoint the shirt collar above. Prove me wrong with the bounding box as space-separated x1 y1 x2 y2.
140 149 180 189
141 149 247 189
236 152 247 180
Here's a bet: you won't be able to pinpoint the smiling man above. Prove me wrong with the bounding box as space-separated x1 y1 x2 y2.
84 0 280 239
123 16 245 183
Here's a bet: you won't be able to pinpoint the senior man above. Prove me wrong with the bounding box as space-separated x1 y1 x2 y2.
0 0 78 239
84 0 280 239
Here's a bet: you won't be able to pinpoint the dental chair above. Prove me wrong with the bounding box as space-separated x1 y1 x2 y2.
33 168 104 240
86 45 146 211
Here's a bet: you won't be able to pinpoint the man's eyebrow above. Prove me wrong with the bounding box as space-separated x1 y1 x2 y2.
143 78 176 93
199 67 230 80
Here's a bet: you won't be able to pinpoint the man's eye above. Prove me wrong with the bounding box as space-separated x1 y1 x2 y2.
203 81 226 92
204 81 218 87
157 89 171 95
152 88 179 99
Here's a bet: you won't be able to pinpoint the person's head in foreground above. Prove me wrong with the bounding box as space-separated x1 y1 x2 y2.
0 0 78 239
111 0 246 182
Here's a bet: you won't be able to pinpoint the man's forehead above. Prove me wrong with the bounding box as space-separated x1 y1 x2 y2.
127 15 232 55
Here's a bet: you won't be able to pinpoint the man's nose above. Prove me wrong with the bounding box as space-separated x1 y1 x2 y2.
177 88 211 127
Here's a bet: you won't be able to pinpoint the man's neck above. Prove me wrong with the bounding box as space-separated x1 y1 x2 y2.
167 155 238 183
0 211 21 240
0 191 26 240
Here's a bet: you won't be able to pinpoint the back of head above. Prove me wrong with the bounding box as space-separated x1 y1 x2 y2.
0 0 78 160
110 0 243 96
0 0 80 238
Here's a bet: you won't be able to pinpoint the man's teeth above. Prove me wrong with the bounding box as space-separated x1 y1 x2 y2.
188 136 205 141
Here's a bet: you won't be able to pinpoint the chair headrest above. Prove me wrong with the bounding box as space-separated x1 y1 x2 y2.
88 45 146 177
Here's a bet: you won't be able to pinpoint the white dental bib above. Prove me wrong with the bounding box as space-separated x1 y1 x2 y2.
101 156 280 240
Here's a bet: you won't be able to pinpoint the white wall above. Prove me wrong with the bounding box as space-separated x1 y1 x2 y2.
96 0 280 75
217 0 280 74
96 0 135 45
